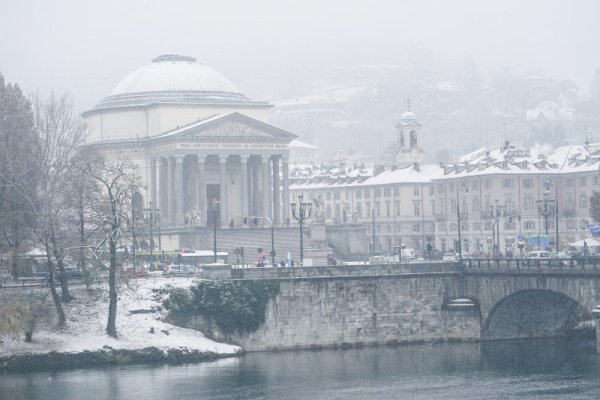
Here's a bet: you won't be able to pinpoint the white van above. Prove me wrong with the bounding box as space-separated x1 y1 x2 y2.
527 251 551 259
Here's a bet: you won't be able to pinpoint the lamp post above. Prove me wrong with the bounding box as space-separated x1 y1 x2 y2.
212 199 220 263
456 180 469 261
291 194 312 266
143 203 161 266
244 216 275 266
544 178 560 251
489 201 506 258
537 187 556 251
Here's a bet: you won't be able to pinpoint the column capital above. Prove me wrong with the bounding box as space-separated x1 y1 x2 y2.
167 156 175 165
240 154 250 163
219 154 229 164
197 154 207 163
174 154 186 163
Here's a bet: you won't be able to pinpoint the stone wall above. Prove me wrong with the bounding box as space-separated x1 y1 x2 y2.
223 274 480 351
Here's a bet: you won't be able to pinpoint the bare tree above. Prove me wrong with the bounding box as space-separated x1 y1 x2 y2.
87 159 141 337
31 92 87 305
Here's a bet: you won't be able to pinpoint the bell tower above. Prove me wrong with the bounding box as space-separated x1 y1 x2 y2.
395 99 424 167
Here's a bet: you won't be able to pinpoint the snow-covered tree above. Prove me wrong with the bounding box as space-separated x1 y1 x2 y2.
87 159 141 337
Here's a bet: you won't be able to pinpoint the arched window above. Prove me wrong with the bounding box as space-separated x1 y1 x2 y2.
399 131 405 148
410 130 418 148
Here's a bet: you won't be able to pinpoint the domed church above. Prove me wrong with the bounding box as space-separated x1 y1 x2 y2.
83 55 296 239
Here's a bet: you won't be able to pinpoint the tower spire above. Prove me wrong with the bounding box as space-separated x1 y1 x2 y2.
406 98 411 112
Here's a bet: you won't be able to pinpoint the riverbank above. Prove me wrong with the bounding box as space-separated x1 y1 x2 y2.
0 277 242 372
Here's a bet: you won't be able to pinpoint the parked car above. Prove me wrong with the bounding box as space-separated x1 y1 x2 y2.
527 251 551 259
442 252 457 261
121 266 149 277
549 252 577 267
164 264 199 277
0 269 10 286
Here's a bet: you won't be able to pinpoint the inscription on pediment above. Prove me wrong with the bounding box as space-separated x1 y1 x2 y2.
196 122 271 138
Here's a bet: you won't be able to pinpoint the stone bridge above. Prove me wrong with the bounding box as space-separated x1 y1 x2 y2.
201 262 600 352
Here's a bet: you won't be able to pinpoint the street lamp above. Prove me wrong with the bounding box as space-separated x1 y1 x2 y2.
243 216 275 266
212 199 220 263
291 194 312 266
544 178 560 251
142 202 161 266
489 201 507 258
537 186 556 251
456 180 469 261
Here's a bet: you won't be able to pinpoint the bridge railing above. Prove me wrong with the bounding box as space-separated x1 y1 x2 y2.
463 257 600 273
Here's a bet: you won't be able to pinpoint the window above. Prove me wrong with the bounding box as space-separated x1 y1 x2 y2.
438 183 445 193
334 192 341 200
375 188 381 198
429 186 434 195
502 178 514 188
355 190 362 199
472 222 481 231
449 183 455 193
375 202 381 217
326 206 332 218
504 195 514 212
579 193 588 209
394 187 400 196
384 188 391 197
523 178 534 189
431 200 435 215
471 180 480 190
366 202 371 217
385 201 391 217
484 179 492 190
524 220 535 230
450 199 456 214
471 197 480 212
414 186 420 196
395 201 401 216
325 192 332 201
567 193 575 211
414 201 421 216
364 189 371 198
524 195 534 211
579 176 587 187
565 178 574 187
449 223 457 231
356 203 362 217
412 224 421 233
504 220 516 230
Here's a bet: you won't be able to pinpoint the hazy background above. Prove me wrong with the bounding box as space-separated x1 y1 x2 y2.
2 0 600 162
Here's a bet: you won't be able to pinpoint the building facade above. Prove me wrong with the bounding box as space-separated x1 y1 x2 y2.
83 55 295 231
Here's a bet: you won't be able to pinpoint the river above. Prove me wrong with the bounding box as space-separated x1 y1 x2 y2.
2 339 600 399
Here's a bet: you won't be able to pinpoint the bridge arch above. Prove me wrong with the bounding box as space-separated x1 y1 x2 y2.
481 289 591 340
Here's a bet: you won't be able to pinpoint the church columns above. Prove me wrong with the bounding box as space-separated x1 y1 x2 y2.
196 155 206 226
261 155 271 219
150 158 158 208
282 155 290 226
241 154 249 218
174 154 185 226
272 156 281 226
167 156 175 226
219 154 228 226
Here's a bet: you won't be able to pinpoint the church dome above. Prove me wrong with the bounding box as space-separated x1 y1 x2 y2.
400 110 418 120
94 54 250 109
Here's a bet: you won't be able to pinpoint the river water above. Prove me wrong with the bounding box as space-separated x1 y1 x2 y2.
2 339 600 399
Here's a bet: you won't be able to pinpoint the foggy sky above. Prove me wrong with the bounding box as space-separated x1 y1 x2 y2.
1 0 599 111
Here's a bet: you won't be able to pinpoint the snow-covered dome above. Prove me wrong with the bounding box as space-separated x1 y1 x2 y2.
400 110 418 120
94 54 250 109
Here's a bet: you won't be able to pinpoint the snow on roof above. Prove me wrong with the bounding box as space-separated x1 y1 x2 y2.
289 139 318 149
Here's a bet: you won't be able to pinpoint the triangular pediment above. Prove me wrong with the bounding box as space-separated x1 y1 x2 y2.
157 112 297 142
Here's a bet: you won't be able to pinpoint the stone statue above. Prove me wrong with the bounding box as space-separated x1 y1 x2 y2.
313 193 325 221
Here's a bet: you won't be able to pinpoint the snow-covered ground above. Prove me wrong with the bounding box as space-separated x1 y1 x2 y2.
0 277 241 357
